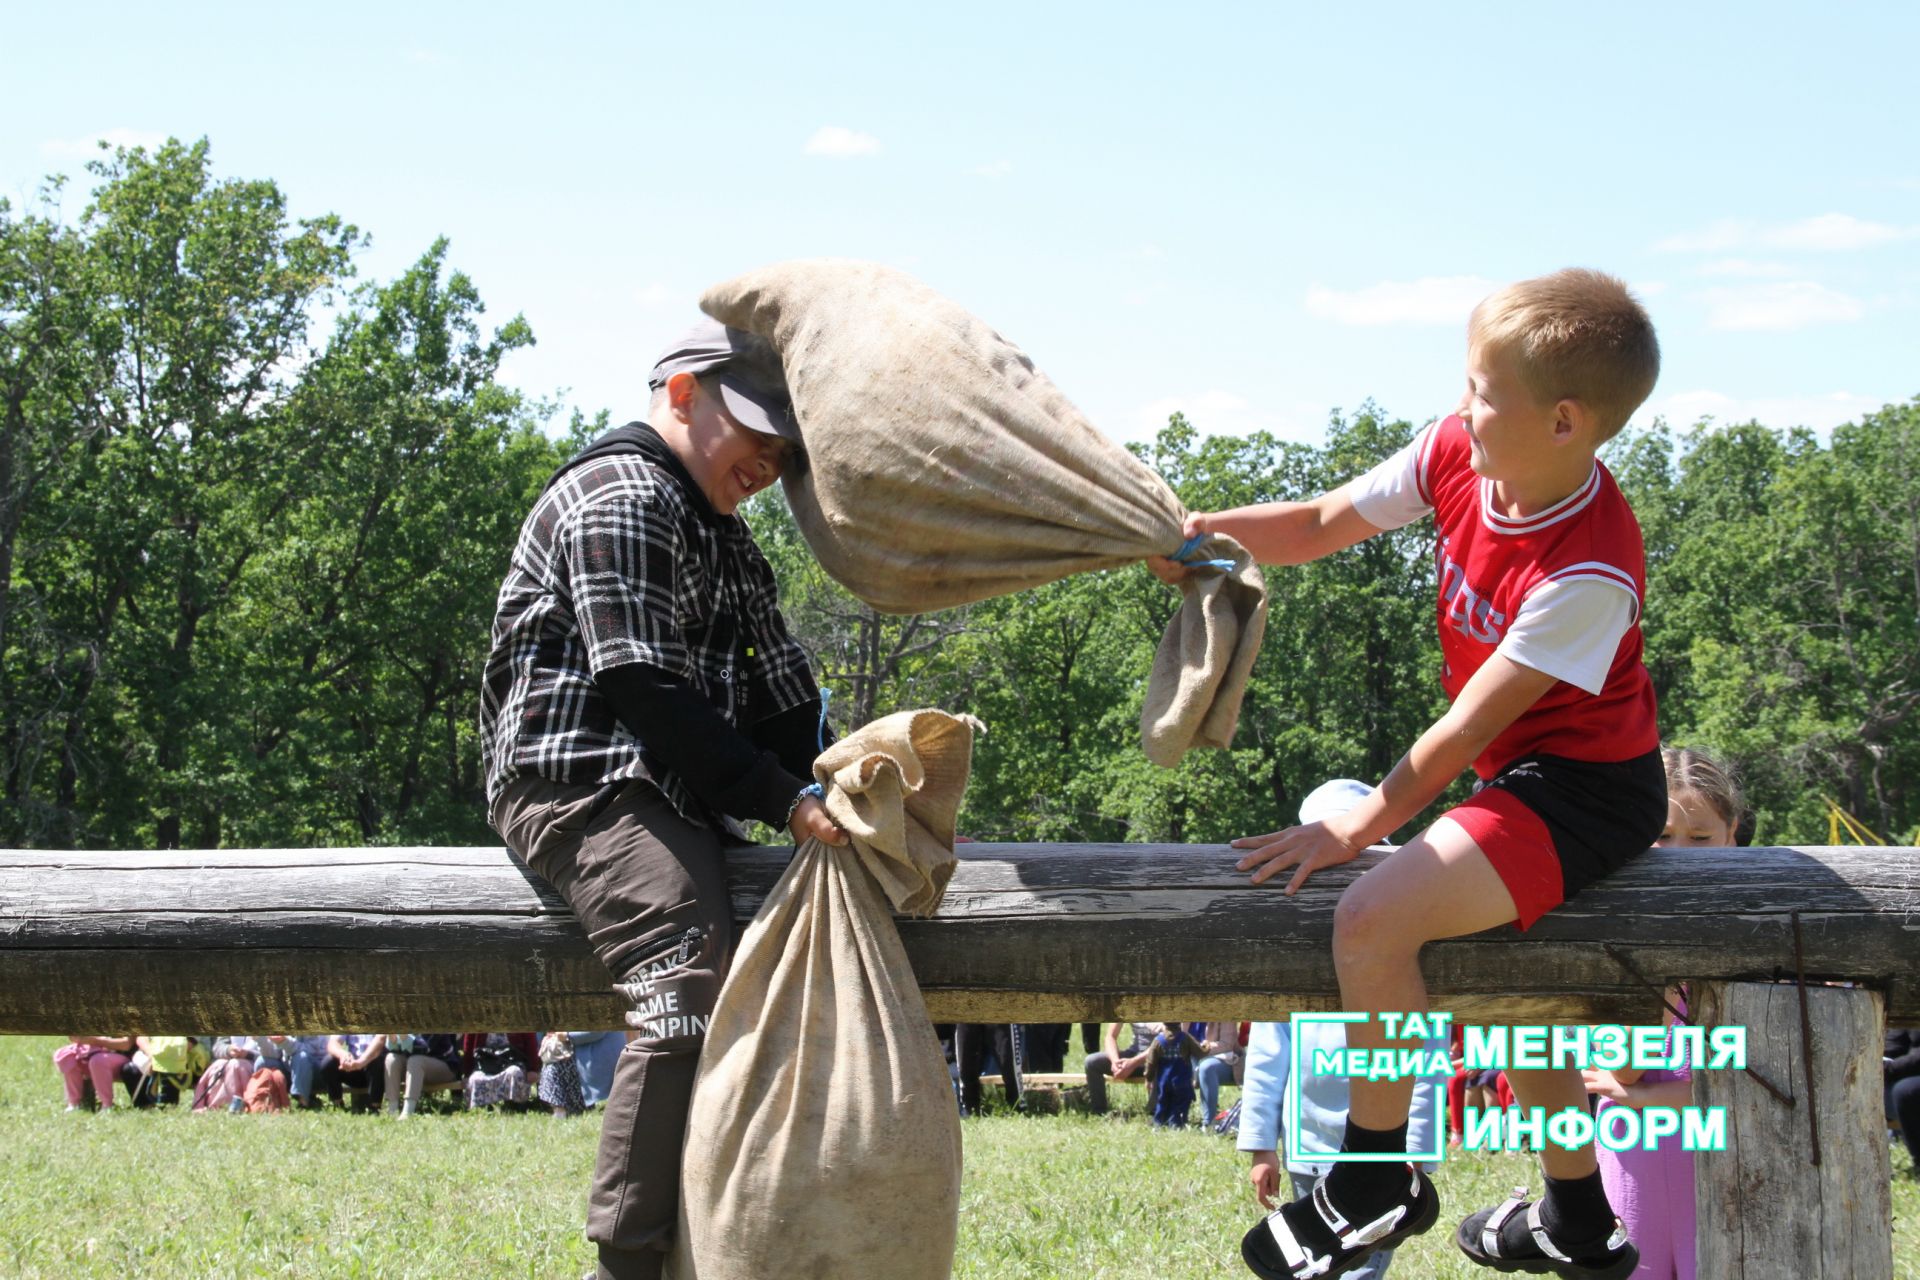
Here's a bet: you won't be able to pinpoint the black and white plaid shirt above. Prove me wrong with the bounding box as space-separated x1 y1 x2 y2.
479 425 819 833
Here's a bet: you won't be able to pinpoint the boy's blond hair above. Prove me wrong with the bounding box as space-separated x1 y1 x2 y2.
1469 268 1659 442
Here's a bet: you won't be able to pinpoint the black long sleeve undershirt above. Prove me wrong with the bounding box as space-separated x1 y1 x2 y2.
596 664 827 830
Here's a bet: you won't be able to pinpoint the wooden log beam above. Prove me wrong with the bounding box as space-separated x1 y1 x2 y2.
1 842 1914 1033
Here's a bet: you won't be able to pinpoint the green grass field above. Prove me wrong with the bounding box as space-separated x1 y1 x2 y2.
4 1035 1916 1278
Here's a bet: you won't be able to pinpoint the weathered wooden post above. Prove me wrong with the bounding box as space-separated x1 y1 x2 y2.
1694 979 1891 1280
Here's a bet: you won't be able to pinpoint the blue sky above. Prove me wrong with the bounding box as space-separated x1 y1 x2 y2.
8 2 1916 445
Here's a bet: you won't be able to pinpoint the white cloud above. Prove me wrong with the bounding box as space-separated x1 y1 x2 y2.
1697 258 1794 278
971 159 1012 179
633 282 678 307
1654 389 1891 434
803 126 881 158
1766 213 1914 251
1700 281 1864 331
1658 213 1919 253
40 128 168 161
1304 276 1497 327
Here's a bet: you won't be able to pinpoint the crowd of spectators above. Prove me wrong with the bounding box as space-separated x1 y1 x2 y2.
53 1030 622 1117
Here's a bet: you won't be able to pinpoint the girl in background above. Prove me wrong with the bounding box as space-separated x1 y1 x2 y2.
1581 746 1744 1280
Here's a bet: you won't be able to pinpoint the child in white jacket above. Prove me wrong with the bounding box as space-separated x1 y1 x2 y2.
1236 780 1446 1280
1238 1018 1447 1280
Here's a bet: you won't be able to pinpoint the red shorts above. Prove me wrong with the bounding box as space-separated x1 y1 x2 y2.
1442 750 1666 931
1443 787 1562 930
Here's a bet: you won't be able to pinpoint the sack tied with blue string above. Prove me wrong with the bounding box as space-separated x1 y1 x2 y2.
699 259 1268 767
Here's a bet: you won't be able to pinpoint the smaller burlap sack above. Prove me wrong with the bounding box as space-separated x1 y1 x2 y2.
701 260 1268 767
669 709 976 1280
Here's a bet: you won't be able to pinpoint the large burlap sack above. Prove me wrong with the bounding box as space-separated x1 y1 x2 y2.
701 260 1268 767
669 708 976 1280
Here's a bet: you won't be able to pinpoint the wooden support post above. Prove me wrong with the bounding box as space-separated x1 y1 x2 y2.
1693 980 1890 1280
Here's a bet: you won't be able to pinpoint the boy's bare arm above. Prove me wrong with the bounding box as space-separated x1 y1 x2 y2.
1236 654 1559 894
1150 489 1384 583
1189 489 1382 566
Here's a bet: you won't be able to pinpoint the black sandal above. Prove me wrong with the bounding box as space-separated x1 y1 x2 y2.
1454 1185 1639 1279
1241 1164 1440 1279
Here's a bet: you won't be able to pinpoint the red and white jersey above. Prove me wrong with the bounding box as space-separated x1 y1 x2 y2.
1345 415 1659 778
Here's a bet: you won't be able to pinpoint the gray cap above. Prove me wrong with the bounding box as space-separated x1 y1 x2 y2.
648 318 801 445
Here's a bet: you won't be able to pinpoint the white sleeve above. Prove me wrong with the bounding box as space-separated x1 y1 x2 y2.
1495 577 1637 696
1342 426 1434 532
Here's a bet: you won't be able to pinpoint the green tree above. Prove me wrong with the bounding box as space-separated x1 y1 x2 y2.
220 240 555 845
0 140 558 849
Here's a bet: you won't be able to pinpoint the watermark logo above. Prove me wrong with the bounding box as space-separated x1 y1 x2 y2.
1287 1012 1738 1163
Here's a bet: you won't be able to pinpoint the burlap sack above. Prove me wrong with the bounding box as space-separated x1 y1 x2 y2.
669 709 976 1280
700 260 1268 767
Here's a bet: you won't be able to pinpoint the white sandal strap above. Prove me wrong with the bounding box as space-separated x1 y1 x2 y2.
1265 1210 1333 1278
1481 1186 1530 1259
1312 1172 1410 1250
1526 1201 1575 1263
1310 1180 1349 1234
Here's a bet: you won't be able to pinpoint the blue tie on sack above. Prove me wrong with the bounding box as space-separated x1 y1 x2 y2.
1171 533 1236 572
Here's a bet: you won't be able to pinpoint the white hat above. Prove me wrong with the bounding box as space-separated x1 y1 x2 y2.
1297 778 1376 826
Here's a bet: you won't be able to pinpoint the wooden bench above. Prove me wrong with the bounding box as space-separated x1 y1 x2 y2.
974 1072 1085 1089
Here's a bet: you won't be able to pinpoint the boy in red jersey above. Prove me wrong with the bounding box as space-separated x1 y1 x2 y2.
1153 269 1663 1280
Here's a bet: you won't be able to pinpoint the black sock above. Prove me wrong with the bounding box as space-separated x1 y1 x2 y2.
1539 1170 1616 1254
1324 1118 1410 1211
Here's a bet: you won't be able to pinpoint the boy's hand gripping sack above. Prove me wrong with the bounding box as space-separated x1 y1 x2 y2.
670 709 977 1280
701 260 1267 766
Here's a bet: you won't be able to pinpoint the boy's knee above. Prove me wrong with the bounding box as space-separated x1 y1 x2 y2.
1332 888 1425 971
1332 889 1390 951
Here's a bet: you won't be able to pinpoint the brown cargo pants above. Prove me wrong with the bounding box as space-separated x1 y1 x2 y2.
492 775 741 1280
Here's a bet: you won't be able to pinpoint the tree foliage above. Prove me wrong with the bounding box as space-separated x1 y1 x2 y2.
0 140 561 848
4 142 1914 849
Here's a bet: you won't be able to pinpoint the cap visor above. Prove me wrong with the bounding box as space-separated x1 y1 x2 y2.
716 378 801 445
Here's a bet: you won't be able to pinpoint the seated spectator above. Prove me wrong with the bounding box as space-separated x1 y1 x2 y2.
383 1034 464 1117
1196 1020 1244 1129
129 1035 210 1107
289 1035 339 1109
1084 1021 1163 1114
462 1032 539 1109
243 1036 293 1113
1146 1021 1205 1128
328 1034 388 1111
54 1036 135 1112
193 1036 262 1112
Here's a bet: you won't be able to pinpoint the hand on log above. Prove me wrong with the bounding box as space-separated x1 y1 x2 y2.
1233 817 1367 894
